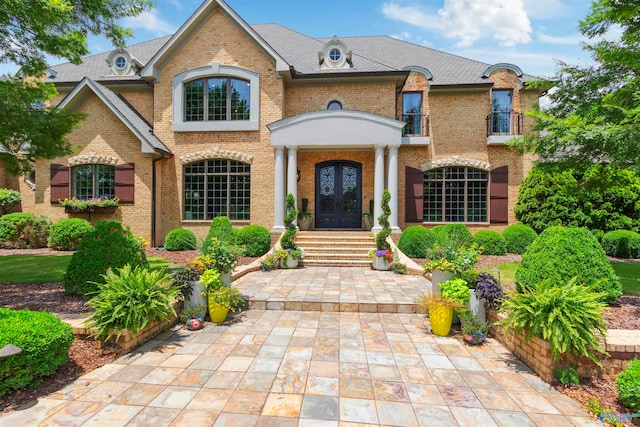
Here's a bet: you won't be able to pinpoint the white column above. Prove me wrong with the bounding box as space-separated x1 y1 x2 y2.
372 144 386 231
286 146 298 226
272 146 286 232
387 146 400 231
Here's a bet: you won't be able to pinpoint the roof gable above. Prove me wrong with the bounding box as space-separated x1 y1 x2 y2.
139 0 289 81
59 78 171 155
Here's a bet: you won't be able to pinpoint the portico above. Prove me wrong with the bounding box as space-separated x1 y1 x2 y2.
268 110 405 232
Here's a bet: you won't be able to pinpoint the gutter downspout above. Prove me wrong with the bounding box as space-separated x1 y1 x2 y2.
151 153 166 248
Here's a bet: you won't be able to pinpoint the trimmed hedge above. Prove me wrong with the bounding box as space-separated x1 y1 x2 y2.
397 226 436 258
164 228 197 251
233 225 271 257
201 216 233 254
601 230 640 259
48 218 93 251
433 224 472 247
515 226 622 303
472 230 507 255
502 223 537 254
617 359 640 412
64 220 148 296
0 308 73 397
0 212 50 249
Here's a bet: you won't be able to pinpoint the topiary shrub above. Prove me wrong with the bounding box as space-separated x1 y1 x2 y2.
164 228 197 251
617 359 640 412
515 226 622 303
433 224 472 248
48 218 93 251
0 212 50 249
64 220 148 296
233 225 271 257
397 226 435 258
502 223 537 254
0 308 73 397
472 230 507 255
601 230 640 259
201 216 233 254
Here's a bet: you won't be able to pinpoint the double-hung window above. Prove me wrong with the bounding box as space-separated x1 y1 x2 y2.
402 92 423 136
71 165 115 200
490 90 512 134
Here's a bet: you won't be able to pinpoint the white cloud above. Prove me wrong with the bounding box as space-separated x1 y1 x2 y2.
382 0 532 47
123 9 177 37
538 32 582 46
521 0 568 20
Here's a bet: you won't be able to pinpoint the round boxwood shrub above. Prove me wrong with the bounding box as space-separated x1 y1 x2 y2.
397 226 436 258
601 230 640 259
164 228 197 251
201 216 233 254
0 212 50 249
48 218 94 251
617 359 640 412
64 220 148 296
0 308 73 397
502 223 537 254
515 226 622 303
472 230 507 255
233 225 271 257
433 224 472 247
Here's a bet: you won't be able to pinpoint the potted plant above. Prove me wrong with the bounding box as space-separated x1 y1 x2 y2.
297 198 312 231
371 190 392 271
169 264 202 309
362 199 374 230
440 277 471 324
280 193 304 268
180 304 206 331
59 197 120 213
260 253 280 271
472 272 504 322
423 243 481 294
460 312 490 346
415 292 463 337
199 269 244 323
198 238 241 285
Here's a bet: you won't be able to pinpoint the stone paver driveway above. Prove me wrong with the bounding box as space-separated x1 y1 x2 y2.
1 308 600 426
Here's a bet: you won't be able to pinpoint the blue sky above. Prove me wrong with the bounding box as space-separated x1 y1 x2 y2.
3 0 598 78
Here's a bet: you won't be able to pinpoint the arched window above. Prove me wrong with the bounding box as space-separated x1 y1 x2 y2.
327 100 342 110
184 77 250 122
423 167 487 222
183 159 250 221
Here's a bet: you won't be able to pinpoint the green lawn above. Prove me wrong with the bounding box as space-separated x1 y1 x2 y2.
611 262 640 296
479 262 519 286
0 255 171 284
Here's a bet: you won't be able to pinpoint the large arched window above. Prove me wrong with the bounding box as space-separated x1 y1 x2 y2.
183 159 250 221
423 167 488 222
184 77 250 122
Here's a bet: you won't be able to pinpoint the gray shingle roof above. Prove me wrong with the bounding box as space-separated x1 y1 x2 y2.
48 23 536 86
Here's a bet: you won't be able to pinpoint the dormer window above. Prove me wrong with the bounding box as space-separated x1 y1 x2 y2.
327 100 342 110
319 36 352 70
106 48 140 76
114 56 127 70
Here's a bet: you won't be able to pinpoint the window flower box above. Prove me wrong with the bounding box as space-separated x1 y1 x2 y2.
59 197 119 213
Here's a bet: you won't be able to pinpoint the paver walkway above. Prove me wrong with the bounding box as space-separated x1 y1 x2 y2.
0 269 602 426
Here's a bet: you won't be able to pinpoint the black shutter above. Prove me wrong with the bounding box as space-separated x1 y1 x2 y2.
405 166 424 222
115 163 135 203
490 165 508 223
50 164 69 203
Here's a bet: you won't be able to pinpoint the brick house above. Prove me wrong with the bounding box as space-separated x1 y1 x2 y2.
7 0 538 246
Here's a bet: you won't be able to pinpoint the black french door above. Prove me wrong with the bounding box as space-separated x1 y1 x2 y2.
315 161 362 228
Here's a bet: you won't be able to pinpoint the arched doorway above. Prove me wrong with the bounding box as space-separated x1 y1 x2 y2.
315 161 362 228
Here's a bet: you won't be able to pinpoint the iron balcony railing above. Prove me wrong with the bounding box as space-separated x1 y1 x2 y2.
487 110 522 136
399 113 430 137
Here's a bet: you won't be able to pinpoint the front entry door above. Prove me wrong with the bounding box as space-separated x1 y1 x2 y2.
315 161 362 228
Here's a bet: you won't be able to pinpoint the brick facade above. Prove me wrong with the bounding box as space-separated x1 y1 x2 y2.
11 4 538 245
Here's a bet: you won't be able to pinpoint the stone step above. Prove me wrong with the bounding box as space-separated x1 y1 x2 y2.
304 255 370 262
302 244 371 251
295 232 375 267
247 299 416 314
302 259 372 267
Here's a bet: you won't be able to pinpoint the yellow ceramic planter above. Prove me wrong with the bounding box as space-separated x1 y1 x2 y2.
429 302 453 336
207 294 230 323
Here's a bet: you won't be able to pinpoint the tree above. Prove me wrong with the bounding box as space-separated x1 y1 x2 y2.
0 0 153 175
512 0 640 169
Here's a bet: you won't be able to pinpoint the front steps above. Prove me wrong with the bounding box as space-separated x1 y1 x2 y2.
295 231 374 267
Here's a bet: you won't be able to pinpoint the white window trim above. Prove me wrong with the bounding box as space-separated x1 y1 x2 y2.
173 63 259 132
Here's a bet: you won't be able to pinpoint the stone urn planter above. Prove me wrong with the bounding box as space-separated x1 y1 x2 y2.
431 270 454 295
372 256 391 271
186 281 207 309
280 256 299 269
467 290 487 323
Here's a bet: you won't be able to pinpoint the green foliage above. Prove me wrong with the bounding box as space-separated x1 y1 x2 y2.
180 304 206 322
64 220 148 296
0 254 71 283
500 277 608 364
281 193 298 250
298 198 311 220
617 359 640 412
58 197 119 211
502 223 537 254
168 265 199 301
86 264 180 342
601 230 640 258
611 262 640 296
433 224 472 247
0 308 73 397
424 244 481 274
460 313 490 335
0 212 50 249
375 190 391 251
164 228 197 251
234 225 271 257
201 216 233 255
440 278 471 308
472 230 506 255
200 269 223 292
397 226 435 258
207 287 245 312
199 239 241 274
553 364 580 386
390 262 407 274
48 218 93 251
516 226 622 303
461 270 480 289
0 188 20 214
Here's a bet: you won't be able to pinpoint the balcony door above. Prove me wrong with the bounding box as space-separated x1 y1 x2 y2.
315 161 362 228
